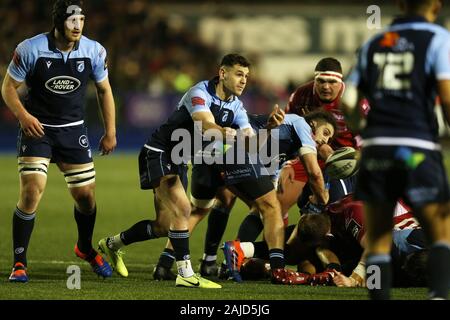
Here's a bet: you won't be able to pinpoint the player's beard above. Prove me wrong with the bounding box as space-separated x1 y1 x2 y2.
63 29 81 43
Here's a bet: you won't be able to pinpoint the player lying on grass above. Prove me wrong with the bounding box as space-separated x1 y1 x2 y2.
151 110 336 280
222 213 335 283
223 193 428 288
293 195 426 288
325 194 427 288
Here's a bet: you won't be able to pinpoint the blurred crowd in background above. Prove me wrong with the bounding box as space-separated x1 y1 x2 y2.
0 1 447 149
0 0 289 147
1 1 224 93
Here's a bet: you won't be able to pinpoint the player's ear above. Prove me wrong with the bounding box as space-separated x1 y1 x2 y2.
309 120 317 133
432 0 442 17
219 66 227 80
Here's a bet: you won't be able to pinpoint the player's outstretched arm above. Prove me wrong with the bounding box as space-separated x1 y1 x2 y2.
95 78 116 155
192 111 237 140
237 105 285 153
1 73 44 138
334 235 367 288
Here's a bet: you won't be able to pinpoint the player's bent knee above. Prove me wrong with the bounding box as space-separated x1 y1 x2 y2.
256 191 280 211
19 190 43 213
176 204 191 219
190 195 215 210
63 164 95 189
72 189 96 211
171 197 191 218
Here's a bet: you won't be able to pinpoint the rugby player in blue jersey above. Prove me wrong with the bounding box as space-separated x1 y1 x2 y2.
99 53 305 287
342 0 450 299
151 110 335 281
1 0 116 282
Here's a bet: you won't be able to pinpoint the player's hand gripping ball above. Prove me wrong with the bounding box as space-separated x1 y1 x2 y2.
325 147 358 179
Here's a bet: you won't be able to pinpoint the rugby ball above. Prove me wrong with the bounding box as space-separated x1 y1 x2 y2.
325 147 358 179
325 147 356 163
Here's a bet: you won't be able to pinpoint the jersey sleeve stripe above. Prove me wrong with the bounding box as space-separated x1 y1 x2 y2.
436 73 450 80
190 107 212 114
6 69 25 82
95 73 108 83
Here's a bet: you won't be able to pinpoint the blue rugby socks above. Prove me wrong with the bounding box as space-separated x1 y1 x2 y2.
366 254 392 300
13 207 36 266
427 242 450 300
74 206 96 253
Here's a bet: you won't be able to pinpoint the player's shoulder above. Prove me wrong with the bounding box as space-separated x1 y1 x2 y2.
404 21 450 38
187 80 210 97
293 81 314 95
180 80 212 107
427 23 450 37
17 33 49 51
383 20 450 43
79 35 105 53
425 23 450 44
232 96 244 109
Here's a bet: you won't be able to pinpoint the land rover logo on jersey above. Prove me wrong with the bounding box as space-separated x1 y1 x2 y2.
76 61 85 72
79 135 89 148
45 76 80 94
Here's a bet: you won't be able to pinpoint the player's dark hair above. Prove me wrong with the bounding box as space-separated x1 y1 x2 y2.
315 57 342 74
297 213 331 247
304 109 337 138
402 249 429 287
220 54 251 68
53 0 84 34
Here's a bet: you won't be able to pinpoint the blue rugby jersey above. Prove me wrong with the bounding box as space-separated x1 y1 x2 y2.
346 16 450 149
7 32 108 126
147 77 252 151
248 113 316 166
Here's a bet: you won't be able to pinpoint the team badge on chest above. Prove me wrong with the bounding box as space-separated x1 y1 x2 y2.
76 61 84 72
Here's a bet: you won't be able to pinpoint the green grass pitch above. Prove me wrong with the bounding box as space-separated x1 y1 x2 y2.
0 152 441 300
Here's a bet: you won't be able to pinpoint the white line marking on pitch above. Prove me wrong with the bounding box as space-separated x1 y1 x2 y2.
0 259 155 268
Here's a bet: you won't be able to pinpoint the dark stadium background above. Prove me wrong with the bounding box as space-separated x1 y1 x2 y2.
1 0 449 152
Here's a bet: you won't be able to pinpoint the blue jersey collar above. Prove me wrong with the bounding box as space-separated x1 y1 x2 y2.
391 15 428 25
47 30 80 53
